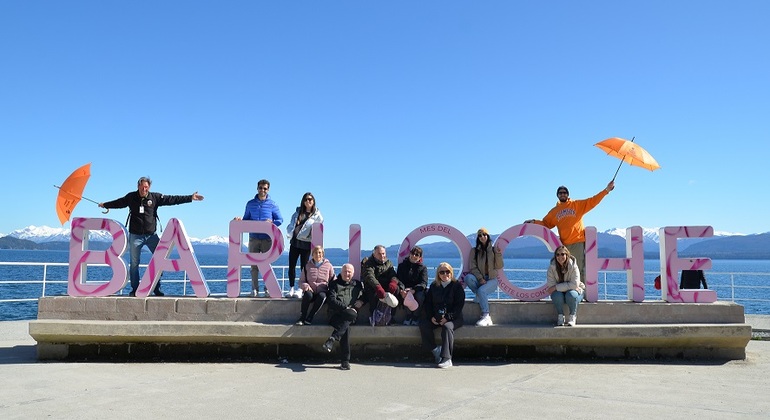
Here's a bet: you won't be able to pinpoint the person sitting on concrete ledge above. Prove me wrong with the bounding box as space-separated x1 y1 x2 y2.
361 245 403 321
420 262 465 369
296 245 334 325
323 263 365 370
545 245 584 327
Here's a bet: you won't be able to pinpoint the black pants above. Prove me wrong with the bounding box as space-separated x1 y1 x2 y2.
328 311 355 362
288 244 311 288
420 318 463 361
300 290 327 322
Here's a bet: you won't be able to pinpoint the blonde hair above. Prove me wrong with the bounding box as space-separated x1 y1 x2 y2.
432 262 456 286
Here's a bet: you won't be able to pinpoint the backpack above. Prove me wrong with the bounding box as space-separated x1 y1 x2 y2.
369 300 392 326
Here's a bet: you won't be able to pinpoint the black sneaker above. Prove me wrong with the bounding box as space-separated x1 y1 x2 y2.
322 338 334 352
128 291 136 297
340 361 351 370
304 318 312 325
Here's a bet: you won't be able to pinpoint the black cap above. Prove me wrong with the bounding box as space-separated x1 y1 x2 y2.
556 186 569 196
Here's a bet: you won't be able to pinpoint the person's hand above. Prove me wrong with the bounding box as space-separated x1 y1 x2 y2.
431 317 440 325
439 317 447 326
524 219 535 224
192 191 204 201
98 202 104 208
400 289 409 299
353 300 363 310
546 286 556 295
605 181 615 192
233 216 242 221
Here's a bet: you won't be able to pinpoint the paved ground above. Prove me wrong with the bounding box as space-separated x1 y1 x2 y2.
2 319 769 419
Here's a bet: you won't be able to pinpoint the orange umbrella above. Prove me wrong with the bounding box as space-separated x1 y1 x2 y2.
594 137 660 181
54 163 105 224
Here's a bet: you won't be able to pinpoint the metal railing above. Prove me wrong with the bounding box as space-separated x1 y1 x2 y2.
2 261 769 313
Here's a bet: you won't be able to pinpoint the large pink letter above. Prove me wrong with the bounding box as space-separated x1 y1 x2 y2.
397 223 471 277
659 226 717 303
226 220 284 298
68 217 128 297
496 224 561 301
349 224 362 275
585 226 645 302
135 218 209 298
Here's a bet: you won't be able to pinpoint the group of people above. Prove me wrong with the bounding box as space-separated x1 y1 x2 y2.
102 176 710 369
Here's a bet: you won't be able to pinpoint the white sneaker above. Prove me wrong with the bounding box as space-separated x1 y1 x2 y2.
557 314 565 326
251 289 258 298
432 346 442 364
567 314 576 327
285 287 296 298
294 288 303 299
476 314 493 327
437 358 453 368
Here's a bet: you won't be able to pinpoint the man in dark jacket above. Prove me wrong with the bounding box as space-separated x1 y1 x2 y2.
100 177 203 296
680 270 708 289
323 263 365 370
361 245 402 313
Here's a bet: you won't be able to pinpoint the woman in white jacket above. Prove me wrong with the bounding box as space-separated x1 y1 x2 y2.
285 192 323 298
546 245 585 326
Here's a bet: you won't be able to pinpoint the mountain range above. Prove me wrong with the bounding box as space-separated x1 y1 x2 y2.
1 225 768 259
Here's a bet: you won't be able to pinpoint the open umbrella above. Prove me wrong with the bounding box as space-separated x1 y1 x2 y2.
54 163 106 224
594 137 660 181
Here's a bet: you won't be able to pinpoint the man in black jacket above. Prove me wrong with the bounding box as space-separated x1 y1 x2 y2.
99 176 204 296
323 263 365 370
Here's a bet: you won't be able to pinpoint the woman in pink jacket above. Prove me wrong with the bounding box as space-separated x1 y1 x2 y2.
296 246 335 325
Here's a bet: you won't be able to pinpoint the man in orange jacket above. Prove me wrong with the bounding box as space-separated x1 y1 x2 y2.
525 181 615 284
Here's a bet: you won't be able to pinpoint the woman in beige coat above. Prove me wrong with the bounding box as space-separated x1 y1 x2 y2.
545 245 585 326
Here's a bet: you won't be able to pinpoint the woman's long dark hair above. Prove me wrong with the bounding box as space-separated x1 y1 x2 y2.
295 192 316 225
474 232 492 260
553 245 572 283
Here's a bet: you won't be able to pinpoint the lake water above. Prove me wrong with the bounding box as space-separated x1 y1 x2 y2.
1 249 769 320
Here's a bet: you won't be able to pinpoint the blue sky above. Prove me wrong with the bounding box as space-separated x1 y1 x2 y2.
2 1 768 250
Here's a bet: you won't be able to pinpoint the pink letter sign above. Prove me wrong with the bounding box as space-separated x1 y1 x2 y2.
68 217 127 297
226 220 286 298
585 226 645 302
349 224 362 276
397 223 472 278
496 224 561 301
135 218 209 298
659 226 717 303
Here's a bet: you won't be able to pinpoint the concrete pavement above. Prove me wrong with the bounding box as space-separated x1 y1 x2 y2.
1 320 769 419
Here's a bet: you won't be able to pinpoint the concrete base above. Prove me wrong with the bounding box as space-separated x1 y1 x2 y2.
30 297 751 361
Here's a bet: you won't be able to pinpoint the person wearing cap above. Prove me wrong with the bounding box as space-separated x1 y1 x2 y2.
323 263 365 370
234 179 283 297
524 180 615 286
397 246 428 326
361 245 403 320
420 262 465 368
99 176 204 297
464 228 503 327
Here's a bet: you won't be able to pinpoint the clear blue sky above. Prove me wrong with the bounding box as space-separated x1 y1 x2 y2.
2 1 768 250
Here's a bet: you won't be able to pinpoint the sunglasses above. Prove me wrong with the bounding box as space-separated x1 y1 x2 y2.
304 197 314 201
557 191 568 195
556 252 568 256
438 270 451 275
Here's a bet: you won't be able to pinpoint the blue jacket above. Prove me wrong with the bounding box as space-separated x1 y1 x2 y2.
242 194 283 240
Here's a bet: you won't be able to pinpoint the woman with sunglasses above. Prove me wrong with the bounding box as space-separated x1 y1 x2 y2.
545 245 585 326
396 246 428 325
285 192 323 298
420 262 465 368
464 227 503 327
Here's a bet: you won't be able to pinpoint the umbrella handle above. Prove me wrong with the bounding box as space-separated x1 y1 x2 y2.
102 208 109 214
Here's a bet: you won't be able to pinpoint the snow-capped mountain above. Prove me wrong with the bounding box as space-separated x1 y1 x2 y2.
603 227 745 244
2 225 228 246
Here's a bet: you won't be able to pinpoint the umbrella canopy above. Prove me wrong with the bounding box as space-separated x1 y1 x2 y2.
55 163 93 224
595 137 660 181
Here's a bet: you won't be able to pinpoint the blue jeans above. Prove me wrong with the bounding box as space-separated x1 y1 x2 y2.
464 274 497 315
129 233 160 293
550 289 583 316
